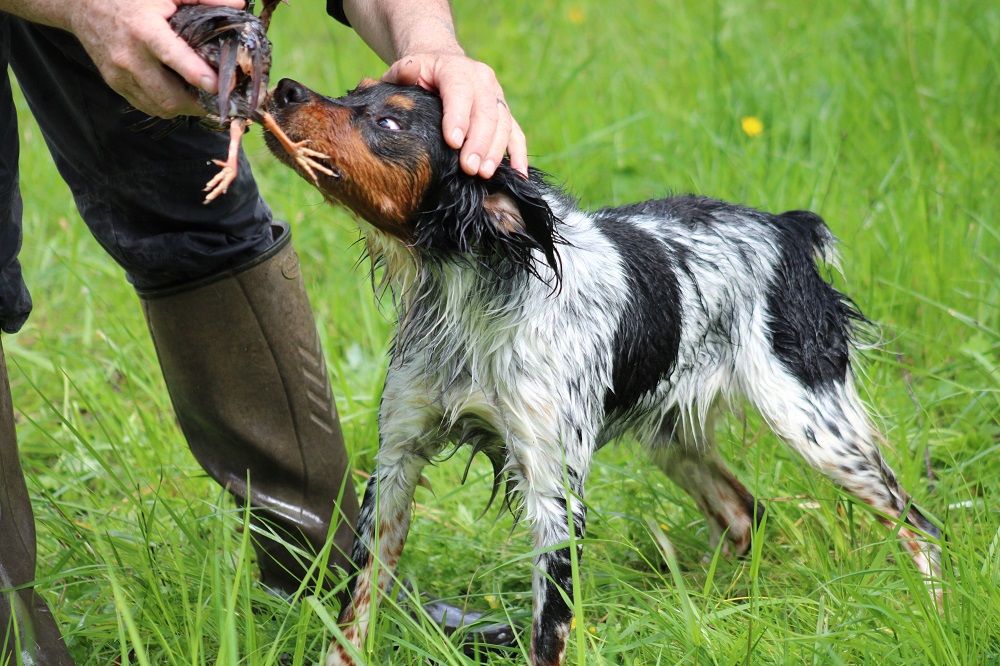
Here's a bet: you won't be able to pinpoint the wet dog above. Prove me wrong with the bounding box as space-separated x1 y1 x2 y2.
264 78 941 666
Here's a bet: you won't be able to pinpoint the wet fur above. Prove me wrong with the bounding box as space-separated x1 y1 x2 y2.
263 80 943 666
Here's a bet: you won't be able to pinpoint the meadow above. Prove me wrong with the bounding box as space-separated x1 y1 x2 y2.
6 0 999 663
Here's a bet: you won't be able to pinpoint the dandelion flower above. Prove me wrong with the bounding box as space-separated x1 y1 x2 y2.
568 7 586 24
741 116 764 138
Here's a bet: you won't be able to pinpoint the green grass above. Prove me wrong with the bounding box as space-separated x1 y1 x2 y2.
6 0 999 663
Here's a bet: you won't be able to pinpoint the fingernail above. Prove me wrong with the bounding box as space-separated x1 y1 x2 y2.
481 159 496 176
451 128 465 146
200 75 216 93
466 154 481 173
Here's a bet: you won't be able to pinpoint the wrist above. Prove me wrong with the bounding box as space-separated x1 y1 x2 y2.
0 0 74 31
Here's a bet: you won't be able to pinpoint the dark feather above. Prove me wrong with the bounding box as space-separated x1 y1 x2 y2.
169 6 273 124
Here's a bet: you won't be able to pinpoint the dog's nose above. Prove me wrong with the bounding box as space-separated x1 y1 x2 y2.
273 78 310 107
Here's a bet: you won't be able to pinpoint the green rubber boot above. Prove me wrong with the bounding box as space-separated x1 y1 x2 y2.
138 224 359 593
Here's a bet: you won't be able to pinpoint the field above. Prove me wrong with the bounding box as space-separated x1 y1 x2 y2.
6 0 999 663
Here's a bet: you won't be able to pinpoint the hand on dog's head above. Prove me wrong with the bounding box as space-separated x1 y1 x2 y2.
265 77 560 279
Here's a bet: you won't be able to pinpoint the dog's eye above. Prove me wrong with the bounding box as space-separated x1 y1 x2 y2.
377 117 402 131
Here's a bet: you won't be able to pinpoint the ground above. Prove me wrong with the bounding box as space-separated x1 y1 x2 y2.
7 1 999 664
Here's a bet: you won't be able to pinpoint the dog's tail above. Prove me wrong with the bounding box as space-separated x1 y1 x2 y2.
776 209 841 272
769 209 874 358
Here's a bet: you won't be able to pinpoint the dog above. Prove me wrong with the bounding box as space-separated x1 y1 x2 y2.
263 77 942 666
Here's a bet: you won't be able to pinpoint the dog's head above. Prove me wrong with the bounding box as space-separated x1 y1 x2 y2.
264 78 560 280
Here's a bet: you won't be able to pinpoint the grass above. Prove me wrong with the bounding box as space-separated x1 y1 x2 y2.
6 0 999 663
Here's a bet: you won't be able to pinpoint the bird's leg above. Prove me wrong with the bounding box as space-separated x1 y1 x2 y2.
259 110 334 185
203 119 246 204
259 0 288 33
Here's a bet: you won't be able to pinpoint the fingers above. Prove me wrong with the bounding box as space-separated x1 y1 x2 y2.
507 118 529 178
437 77 475 153
476 96 511 179
117 60 204 118
144 21 218 93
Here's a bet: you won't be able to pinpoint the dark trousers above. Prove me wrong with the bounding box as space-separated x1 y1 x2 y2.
1 13 275 661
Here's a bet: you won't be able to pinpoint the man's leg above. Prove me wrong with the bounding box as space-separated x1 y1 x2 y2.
0 339 75 665
0 14 74 663
7 17 358 591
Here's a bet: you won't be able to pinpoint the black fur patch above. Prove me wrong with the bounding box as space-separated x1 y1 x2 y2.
594 214 682 414
765 210 864 389
604 194 763 230
535 546 575 664
413 163 562 282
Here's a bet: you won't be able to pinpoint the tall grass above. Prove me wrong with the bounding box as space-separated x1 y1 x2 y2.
7 0 998 663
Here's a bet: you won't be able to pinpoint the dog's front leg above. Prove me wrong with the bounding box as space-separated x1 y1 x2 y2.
326 449 427 666
512 447 589 666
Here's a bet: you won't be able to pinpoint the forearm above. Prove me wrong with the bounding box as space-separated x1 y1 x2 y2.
342 0 464 64
0 0 73 30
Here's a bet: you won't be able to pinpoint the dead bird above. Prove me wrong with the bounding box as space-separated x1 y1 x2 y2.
170 1 332 203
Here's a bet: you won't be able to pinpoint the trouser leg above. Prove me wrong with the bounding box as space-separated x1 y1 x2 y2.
1 15 73 663
0 339 74 665
0 16 31 335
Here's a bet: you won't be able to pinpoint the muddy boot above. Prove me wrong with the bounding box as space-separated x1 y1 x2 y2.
138 223 359 593
1 338 75 665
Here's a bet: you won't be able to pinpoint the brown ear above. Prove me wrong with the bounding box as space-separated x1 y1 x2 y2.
484 192 524 234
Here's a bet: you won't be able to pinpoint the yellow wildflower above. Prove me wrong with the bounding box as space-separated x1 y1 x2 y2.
741 116 764 138
567 7 586 24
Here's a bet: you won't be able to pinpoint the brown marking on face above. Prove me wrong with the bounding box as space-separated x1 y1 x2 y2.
356 77 378 89
385 93 416 111
274 98 431 239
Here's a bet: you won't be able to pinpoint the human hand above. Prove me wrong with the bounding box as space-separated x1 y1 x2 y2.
382 53 528 179
67 0 246 118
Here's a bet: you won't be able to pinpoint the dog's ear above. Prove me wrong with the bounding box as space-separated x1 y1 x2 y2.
414 161 562 282
481 165 561 277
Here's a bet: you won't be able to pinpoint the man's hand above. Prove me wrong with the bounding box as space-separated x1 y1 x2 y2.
65 0 245 118
342 0 529 180
383 53 527 179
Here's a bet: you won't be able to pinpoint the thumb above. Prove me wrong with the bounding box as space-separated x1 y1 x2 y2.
381 56 430 90
146 21 219 93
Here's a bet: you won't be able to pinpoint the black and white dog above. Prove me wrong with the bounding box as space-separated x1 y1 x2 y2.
264 77 942 666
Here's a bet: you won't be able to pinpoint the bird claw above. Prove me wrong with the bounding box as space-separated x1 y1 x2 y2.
203 159 237 204
290 140 335 185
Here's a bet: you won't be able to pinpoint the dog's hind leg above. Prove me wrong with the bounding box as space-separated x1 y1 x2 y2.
650 412 764 558
742 365 941 587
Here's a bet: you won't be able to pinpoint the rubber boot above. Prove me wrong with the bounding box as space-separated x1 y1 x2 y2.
138 223 358 593
1 338 75 665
